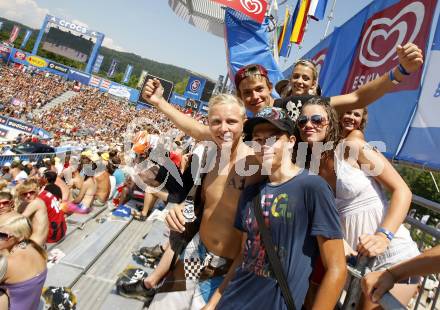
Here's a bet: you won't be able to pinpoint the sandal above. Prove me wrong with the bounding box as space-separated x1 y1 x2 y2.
132 210 148 221
139 244 164 259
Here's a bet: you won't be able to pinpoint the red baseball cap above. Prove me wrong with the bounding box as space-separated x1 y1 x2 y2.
234 64 269 89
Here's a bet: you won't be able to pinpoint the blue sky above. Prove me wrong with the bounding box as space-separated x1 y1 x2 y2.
1 0 373 79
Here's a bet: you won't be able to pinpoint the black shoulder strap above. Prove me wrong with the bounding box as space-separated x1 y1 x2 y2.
252 193 296 310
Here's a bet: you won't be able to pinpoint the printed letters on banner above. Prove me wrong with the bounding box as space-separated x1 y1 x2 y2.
212 0 268 23
310 48 328 76
343 0 436 93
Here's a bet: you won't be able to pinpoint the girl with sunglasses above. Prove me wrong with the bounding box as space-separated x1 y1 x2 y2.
296 97 419 309
0 212 47 310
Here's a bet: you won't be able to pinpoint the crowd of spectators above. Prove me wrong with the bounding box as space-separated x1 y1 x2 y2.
0 65 69 120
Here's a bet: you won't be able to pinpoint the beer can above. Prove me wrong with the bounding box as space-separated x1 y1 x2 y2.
182 201 196 223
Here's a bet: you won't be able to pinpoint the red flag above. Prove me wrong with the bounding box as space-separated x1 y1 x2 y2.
212 0 268 24
8 25 20 44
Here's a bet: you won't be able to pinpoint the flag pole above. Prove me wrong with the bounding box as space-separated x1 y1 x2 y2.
322 0 337 40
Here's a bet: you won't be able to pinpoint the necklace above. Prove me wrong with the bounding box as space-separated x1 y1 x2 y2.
11 240 28 253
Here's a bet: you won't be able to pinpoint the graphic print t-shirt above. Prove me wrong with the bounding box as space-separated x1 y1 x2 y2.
217 170 342 310
274 95 330 121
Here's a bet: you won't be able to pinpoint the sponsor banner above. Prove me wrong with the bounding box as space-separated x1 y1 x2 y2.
32 127 52 139
100 79 111 90
108 83 131 99
0 116 7 125
47 61 69 74
122 64 133 84
136 102 153 110
200 104 209 115
297 0 437 158
20 29 32 49
139 74 174 103
46 14 102 38
6 118 34 133
68 69 91 85
183 75 206 100
128 88 140 102
0 128 8 138
396 16 440 170
212 0 268 24
13 50 26 61
342 0 436 93
92 54 104 73
26 55 47 68
169 93 187 107
8 25 20 44
0 44 11 63
89 76 101 87
298 32 334 93
107 59 118 78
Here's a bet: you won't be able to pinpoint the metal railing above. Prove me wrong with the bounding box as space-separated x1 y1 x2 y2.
407 195 440 310
342 194 440 310
0 152 59 166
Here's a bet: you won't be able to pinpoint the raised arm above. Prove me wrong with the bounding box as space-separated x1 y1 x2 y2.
142 79 212 141
22 200 48 246
330 43 424 113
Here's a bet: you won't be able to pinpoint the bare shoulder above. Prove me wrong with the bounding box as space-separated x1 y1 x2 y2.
345 130 365 142
27 198 46 210
346 129 365 141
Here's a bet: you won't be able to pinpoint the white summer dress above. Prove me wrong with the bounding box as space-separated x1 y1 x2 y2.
334 149 419 271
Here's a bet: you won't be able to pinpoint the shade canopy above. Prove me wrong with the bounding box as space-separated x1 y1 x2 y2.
168 0 226 37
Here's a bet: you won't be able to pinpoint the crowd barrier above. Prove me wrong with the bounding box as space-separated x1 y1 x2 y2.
0 152 61 166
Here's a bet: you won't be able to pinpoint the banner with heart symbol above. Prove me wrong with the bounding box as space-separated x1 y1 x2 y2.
295 0 438 161
397 17 440 170
212 0 268 24
342 0 437 94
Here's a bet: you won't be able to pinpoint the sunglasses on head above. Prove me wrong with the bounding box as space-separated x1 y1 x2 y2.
20 190 37 198
0 232 12 240
255 107 288 120
297 114 327 128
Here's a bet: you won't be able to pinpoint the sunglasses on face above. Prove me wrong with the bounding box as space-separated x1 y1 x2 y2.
20 190 37 199
0 232 12 240
297 114 327 128
0 200 11 207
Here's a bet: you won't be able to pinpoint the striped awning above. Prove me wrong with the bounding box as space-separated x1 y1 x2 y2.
168 0 226 37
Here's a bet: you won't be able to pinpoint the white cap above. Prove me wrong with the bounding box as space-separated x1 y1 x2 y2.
3 162 11 167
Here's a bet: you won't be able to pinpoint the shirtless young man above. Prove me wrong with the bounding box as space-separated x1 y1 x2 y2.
93 157 111 207
15 179 49 247
123 90 256 309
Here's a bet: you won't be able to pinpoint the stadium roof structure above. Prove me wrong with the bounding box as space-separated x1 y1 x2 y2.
168 0 226 37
